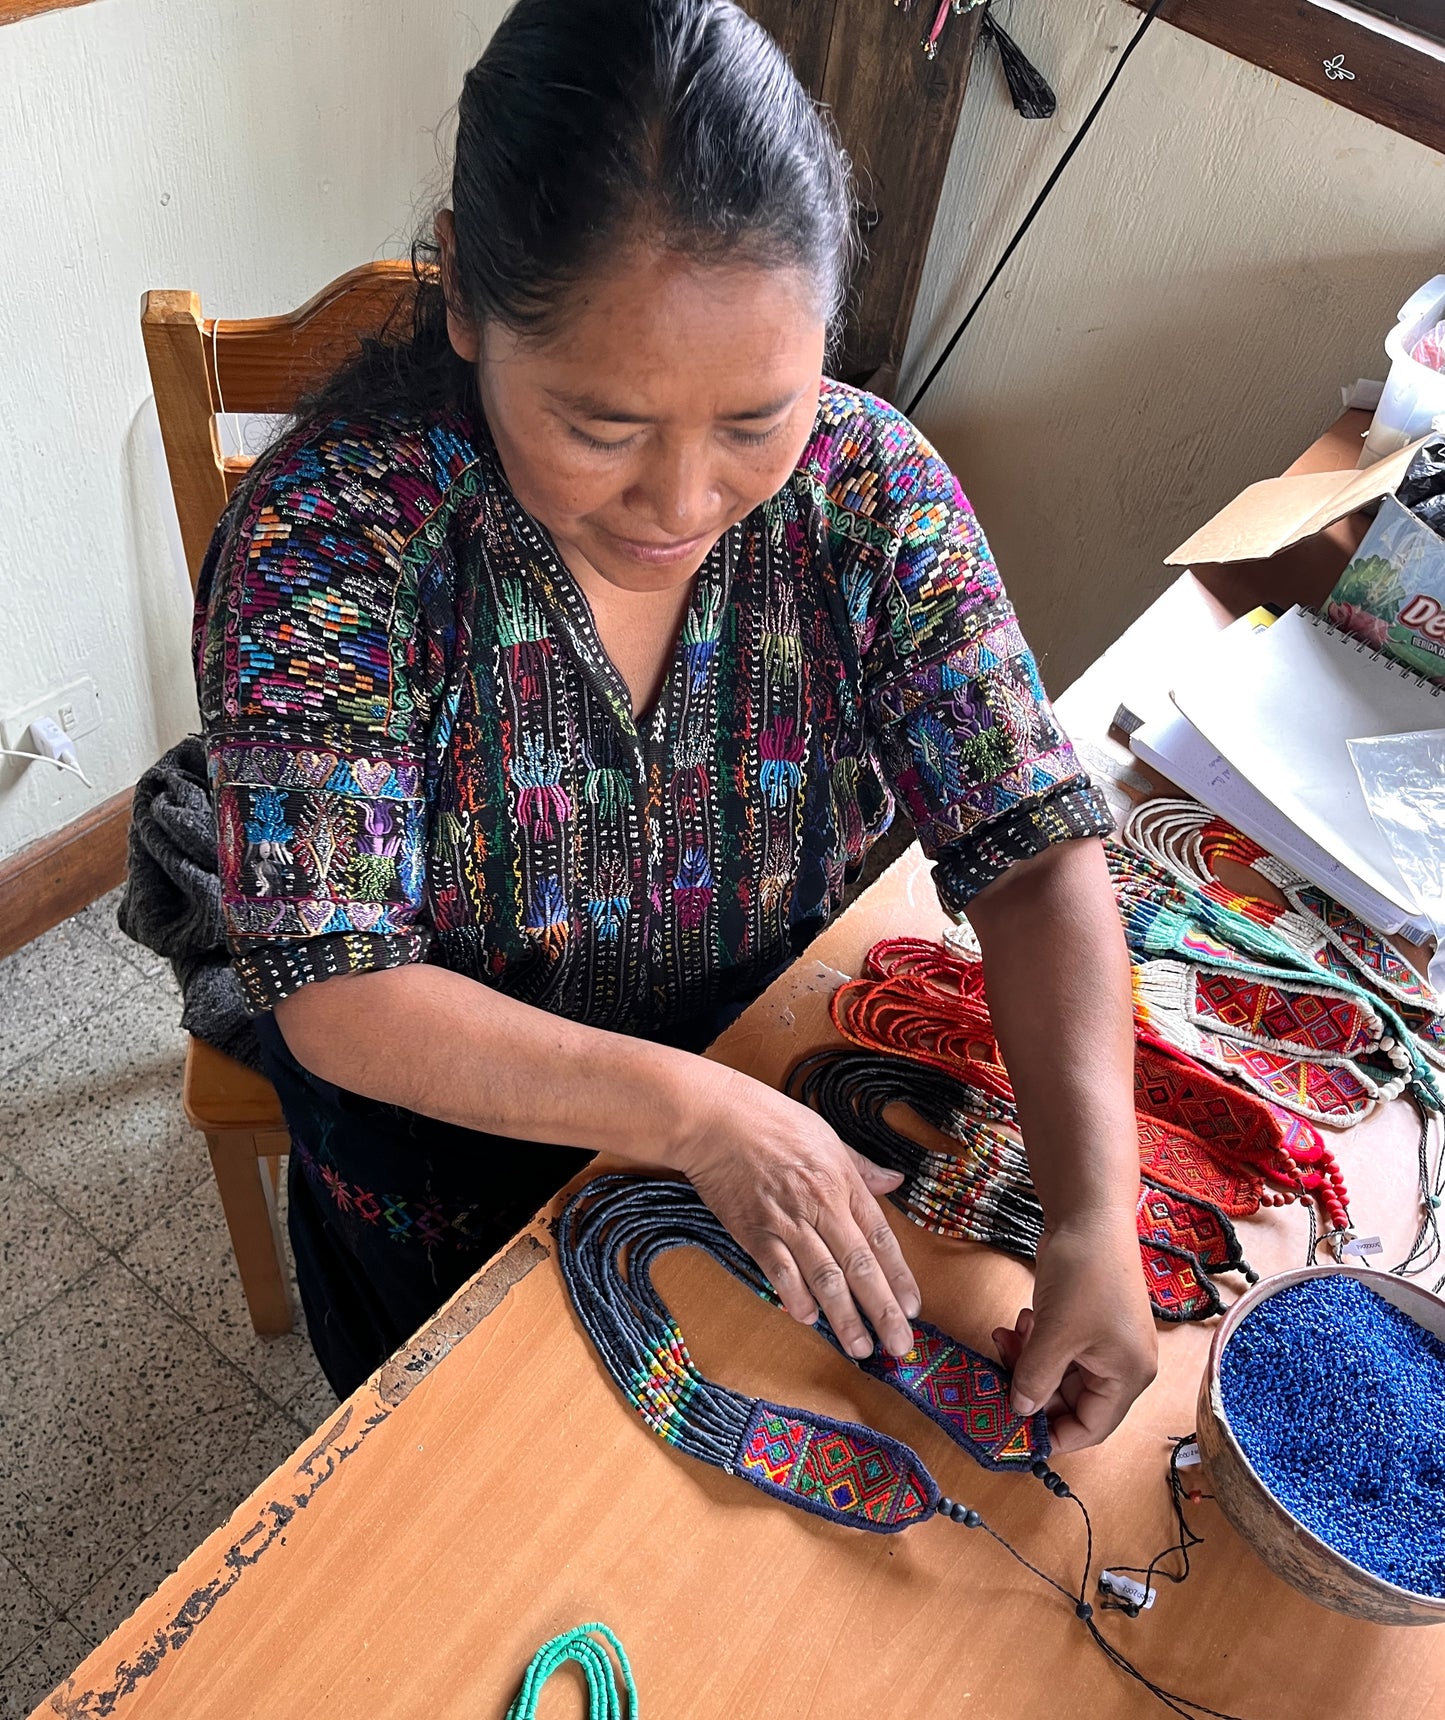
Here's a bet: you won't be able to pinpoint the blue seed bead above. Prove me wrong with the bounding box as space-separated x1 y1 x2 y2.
1219 1275 1445 1599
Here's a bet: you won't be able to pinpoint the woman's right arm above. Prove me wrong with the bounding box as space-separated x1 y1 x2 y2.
276 962 921 1359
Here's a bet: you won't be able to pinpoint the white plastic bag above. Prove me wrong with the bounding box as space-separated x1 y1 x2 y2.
1348 728 1445 991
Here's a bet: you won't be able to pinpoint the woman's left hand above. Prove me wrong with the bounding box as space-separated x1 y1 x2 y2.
992 1217 1157 1454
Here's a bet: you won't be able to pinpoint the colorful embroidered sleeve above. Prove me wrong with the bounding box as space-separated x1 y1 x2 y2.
194 418 474 1013
822 388 1113 910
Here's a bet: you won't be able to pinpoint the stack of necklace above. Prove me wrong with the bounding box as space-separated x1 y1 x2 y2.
788 1045 1252 1321
1106 830 1442 1127
814 935 1351 1294
558 1174 1259 1720
1124 799 1445 1074
1122 800 1445 1284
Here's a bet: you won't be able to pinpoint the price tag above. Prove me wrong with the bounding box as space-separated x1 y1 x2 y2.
1100 1571 1157 1610
1342 1235 1384 1258
1174 1440 1201 1468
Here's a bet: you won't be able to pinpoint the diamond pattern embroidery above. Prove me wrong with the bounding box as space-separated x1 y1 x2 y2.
1140 1242 1220 1321
861 1321 1048 1471
735 1403 936 1532
1136 1179 1240 1273
1193 971 1366 1059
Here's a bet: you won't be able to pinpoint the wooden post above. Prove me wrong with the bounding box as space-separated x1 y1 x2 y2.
204 1130 295 1336
140 290 230 591
743 0 984 398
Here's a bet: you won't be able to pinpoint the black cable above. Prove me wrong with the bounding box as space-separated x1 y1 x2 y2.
1102 1434 1212 1603
968 1471 1253 1720
1390 1104 1445 1287
904 0 1170 418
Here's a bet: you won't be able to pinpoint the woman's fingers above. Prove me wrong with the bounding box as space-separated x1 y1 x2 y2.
848 1181 922 1325
788 1226 876 1357
1045 1372 1134 1454
993 1318 1071 1422
848 1148 904 1195
813 1202 917 1358
753 1240 820 1328
678 1079 923 1361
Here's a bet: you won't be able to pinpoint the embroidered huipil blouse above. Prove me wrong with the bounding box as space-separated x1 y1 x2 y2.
196 381 1112 1036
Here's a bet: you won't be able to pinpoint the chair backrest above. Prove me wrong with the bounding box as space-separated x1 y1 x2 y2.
141 260 421 591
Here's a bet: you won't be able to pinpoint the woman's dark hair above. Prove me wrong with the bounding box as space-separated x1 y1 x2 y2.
300 0 855 425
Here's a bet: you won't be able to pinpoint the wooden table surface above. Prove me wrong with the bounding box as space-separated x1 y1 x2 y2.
38 413 1445 1719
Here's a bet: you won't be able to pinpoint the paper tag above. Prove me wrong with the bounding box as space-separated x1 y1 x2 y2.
1100 1571 1157 1610
1342 1235 1384 1258
1175 1440 1201 1468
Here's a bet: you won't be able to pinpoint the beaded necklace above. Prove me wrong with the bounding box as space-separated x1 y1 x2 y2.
505 1624 637 1720
1129 958 1407 1125
559 1174 1050 1532
828 937 1351 1241
559 1175 1257 1720
1106 840 1441 1114
787 1046 1251 1322
1125 799 1445 1071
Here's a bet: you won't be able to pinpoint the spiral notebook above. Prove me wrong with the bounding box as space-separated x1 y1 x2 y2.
1153 605 1443 931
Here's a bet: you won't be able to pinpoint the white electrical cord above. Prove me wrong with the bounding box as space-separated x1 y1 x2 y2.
0 746 94 787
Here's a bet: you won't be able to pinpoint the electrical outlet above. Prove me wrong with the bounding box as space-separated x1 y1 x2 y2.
1 678 101 752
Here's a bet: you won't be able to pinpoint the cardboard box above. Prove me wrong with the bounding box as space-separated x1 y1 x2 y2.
1164 433 1433 567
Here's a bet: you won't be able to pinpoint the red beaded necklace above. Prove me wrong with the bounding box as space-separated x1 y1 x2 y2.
831 937 1351 1235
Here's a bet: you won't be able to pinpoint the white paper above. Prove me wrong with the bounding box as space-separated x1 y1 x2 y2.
1129 705 1411 934
1170 608 1441 915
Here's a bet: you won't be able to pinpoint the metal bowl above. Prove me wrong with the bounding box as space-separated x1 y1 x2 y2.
1197 1264 1445 1626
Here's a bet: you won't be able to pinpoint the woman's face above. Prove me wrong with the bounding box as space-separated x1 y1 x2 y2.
442 221 827 594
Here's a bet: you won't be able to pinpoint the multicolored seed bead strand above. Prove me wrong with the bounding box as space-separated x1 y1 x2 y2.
786 1044 1255 1322
829 937 1351 1243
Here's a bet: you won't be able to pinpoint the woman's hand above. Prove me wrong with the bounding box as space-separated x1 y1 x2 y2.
992 1217 1157 1454
670 1061 922 1359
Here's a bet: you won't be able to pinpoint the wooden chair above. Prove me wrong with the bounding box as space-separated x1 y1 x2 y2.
141 261 422 1334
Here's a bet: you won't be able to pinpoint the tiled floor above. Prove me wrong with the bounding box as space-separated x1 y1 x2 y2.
0 891 334 1718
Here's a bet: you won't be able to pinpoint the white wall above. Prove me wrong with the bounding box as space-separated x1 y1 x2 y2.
2 0 1442 861
901 0 1445 692
0 0 505 861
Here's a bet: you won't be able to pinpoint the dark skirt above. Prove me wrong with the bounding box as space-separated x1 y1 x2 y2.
254 1013 592 1399
253 984 776 1401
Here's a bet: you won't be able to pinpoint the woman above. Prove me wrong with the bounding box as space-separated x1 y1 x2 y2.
197 0 1155 1436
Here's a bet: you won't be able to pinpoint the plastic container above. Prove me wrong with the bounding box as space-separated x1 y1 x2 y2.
1360 274 1445 467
